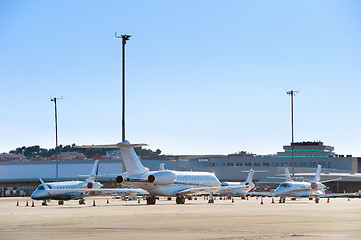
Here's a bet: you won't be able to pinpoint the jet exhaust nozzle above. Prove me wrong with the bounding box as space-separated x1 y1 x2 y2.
116 176 124 184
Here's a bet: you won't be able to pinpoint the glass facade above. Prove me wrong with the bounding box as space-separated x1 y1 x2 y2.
285 149 325 152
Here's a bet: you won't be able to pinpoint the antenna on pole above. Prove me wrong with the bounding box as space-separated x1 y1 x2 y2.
50 96 63 181
115 32 131 173
286 90 299 178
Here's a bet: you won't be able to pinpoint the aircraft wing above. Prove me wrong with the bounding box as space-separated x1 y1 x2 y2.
299 192 358 198
247 192 357 198
177 186 223 195
78 188 149 195
177 185 244 196
247 192 276 197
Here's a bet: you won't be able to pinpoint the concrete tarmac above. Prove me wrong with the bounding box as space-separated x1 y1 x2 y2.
0 196 360 240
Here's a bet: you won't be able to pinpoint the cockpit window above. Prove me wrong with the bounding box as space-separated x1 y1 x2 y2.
280 183 290 188
36 184 52 190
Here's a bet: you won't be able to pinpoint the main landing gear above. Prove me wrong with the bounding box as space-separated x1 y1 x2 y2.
58 200 64 205
79 198 85 205
146 196 156 205
42 200 47 206
279 197 286 203
176 196 185 204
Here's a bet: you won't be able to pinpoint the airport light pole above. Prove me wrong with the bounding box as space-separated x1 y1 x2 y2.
51 97 62 181
115 32 131 173
286 90 299 178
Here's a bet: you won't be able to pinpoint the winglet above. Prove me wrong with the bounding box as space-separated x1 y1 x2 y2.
39 178 50 190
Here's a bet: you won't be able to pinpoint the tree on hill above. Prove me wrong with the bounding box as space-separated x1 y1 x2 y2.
9 144 164 159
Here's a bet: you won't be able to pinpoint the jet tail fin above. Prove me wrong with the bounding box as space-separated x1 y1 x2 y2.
76 141 149 175
245 169 255 184
87 160 100 181
284 164 292 181
314 165 322 182
115 141 148 175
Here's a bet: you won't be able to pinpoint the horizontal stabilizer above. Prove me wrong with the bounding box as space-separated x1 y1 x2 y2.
75 142 148 149
75 144 119 149
319 177 341 183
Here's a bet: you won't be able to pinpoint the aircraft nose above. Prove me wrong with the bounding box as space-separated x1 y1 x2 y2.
30 191 37 199
31 190 41 200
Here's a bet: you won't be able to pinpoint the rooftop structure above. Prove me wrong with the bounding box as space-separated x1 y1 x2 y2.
277 141 335 158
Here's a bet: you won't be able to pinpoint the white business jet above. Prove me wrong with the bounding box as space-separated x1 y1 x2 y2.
255 165 352 203
78 140 231 205
31 160 148 205
216 169 255 197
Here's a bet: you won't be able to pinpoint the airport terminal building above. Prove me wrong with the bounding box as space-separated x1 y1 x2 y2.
1 141 361 196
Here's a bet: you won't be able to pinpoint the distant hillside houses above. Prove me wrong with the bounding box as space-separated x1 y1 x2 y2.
0 153 26 162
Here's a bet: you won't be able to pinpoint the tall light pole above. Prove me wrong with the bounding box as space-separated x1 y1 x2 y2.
286 90 299 178
115 32 131 173
51 97 62 181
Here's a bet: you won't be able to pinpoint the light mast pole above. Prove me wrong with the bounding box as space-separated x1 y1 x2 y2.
115 33 131 173
286 90 299 178
51 96 62 181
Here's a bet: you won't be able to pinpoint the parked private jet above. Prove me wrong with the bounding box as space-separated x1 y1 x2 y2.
216 169 255 198
31 160 148 205
77 141 237 205
254 165 354 203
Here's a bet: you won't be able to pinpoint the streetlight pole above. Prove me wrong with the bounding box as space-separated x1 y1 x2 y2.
51 97 62 181
115 32 131 173
286 90 299 178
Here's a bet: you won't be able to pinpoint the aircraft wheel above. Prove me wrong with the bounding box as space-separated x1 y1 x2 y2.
315 198 319 204
58 200 64 205
176 196 181 204
79 199 85 205
147 196 156 205
283 198 286 203
181 196 185 204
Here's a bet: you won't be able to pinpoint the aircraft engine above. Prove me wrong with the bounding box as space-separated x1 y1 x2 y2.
148 170 176 185
116 176 124 184
311 182 321 190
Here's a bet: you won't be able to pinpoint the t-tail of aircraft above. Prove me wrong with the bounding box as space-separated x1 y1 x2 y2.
314 164 322 182
76 141 148 175
245 169 254 185
87 160 100 182
116 141 149 175
284 164 292 182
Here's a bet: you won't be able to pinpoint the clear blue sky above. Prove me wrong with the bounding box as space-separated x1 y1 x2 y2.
1 0 361 156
